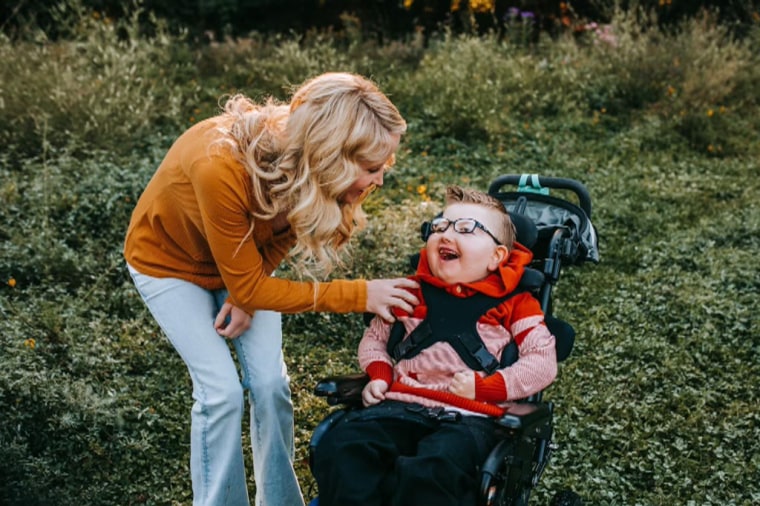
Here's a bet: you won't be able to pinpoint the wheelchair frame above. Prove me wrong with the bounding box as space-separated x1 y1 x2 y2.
309 175 598 506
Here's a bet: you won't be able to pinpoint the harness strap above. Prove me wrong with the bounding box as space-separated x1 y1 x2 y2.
388 283 520 375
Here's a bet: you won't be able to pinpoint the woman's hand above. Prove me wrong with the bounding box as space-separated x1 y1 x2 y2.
214 302 252 339
366 278 420 322
449 371 476 399
362 379 389 407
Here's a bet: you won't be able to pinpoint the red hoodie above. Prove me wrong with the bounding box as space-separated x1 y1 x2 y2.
358 243 557 416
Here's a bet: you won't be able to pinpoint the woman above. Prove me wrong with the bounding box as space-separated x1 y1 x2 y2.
124 72 419 506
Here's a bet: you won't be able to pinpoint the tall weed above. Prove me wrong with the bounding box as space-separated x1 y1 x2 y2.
194 28 426 105
0 1 194 160
389 32 588 140
569 7 759 153
1 3 759 505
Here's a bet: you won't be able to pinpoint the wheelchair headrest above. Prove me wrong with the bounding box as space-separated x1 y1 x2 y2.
507 211 538 250
420 211 538 250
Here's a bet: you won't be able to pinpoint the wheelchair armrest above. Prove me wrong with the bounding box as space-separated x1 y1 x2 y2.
494 402 553 431
314 372 369 406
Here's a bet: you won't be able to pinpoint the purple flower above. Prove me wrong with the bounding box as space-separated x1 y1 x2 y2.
521 11 535 19
505 7 520 19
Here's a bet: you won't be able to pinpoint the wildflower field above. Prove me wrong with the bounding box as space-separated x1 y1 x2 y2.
1 2 759 505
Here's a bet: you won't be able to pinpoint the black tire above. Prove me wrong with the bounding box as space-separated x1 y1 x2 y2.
480 440 531 506
549 489 583 506
481 470 530 506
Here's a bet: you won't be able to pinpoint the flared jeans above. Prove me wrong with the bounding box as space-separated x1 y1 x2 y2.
128 264 304 506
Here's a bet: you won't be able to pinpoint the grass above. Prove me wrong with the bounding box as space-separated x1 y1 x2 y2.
1 3 759 505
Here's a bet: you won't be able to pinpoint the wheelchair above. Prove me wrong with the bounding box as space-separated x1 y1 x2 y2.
308 174 599 506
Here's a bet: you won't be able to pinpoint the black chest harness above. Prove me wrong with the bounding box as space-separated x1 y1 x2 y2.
386 270 542 375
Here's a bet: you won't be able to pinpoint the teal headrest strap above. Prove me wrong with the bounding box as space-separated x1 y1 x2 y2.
518 174 550 195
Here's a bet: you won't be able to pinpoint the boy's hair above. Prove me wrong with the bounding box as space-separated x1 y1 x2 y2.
445 185 515 248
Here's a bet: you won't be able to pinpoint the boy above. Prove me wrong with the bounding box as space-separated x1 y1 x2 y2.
312 185 557 506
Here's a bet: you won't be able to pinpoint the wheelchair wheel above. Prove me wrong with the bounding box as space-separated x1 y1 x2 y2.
480 440 531 506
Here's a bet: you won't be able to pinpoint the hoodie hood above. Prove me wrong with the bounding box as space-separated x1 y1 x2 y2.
414 241 533 298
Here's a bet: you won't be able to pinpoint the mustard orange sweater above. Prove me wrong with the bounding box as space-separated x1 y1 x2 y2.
124 117 367 315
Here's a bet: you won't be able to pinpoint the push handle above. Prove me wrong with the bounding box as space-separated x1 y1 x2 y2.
488 174 593 219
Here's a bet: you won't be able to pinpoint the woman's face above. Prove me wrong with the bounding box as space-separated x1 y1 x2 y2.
340 134 401 204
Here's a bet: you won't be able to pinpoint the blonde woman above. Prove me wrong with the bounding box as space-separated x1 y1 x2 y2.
124 73 419 506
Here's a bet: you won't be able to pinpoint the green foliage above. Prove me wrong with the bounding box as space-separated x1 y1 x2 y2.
570 7 760 155
387 32 587 141
1 2 760 505
0 0 197 159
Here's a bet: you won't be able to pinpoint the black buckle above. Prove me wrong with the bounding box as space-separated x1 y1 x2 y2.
405 404 461 422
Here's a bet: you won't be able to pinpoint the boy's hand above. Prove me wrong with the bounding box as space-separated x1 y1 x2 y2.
449 371 476 399
362 379 389 407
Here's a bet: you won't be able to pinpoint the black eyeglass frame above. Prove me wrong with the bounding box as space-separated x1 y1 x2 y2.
429 217 502 245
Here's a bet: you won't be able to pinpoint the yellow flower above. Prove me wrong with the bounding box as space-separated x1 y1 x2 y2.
417 185 427 195
469 0 495 13
707 109 714 117
707 144 715 152
24 338 36 350
8 277 16 288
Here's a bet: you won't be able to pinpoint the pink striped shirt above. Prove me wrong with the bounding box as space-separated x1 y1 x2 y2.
358 244 557 416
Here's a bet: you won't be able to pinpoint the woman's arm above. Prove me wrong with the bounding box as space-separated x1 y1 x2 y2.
193 157 417 317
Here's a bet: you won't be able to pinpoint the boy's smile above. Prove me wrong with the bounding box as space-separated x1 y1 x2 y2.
437 245 459 261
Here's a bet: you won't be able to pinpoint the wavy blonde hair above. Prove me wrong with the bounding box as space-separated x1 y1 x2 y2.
219 72 406 277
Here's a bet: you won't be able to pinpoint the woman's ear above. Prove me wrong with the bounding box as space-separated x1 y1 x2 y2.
488 245 510 272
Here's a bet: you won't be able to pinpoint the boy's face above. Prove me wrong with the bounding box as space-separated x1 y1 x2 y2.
426 203 509 285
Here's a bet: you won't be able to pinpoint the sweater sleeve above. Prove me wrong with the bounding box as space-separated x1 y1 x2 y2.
474 372 508 402
366 362 394 385
358 316 395 372
191 156 366 315
497 293 557 400
259 233 296 276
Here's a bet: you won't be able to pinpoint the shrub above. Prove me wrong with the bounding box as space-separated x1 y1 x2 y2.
388 32 589 141
567 7 760 154
0 0 195 159
2 3 760 505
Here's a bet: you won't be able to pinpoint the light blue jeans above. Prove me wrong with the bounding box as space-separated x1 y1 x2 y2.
127 264 305 506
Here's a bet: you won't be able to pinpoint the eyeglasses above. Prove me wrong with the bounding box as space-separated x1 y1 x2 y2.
429 217 502 245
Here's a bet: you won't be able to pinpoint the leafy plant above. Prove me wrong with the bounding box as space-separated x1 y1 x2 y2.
1 2 759 505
